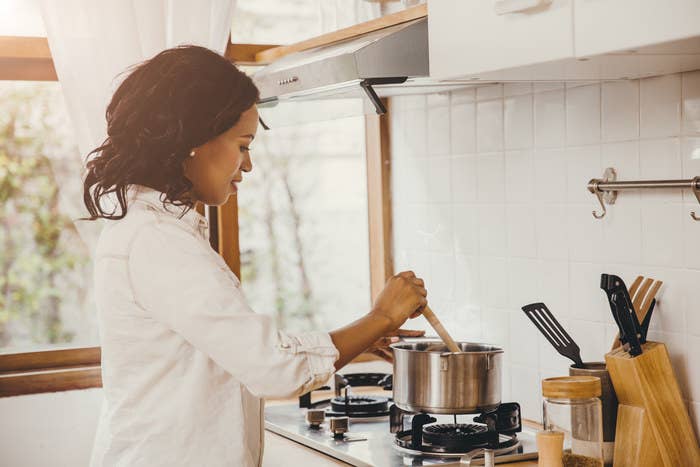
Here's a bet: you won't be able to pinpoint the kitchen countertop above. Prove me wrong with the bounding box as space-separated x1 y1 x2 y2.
263 430 538 467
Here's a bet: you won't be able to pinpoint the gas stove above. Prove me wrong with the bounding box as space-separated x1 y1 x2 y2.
264 372 539 466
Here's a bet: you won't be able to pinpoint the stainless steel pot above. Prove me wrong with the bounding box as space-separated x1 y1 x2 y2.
390 340 503 414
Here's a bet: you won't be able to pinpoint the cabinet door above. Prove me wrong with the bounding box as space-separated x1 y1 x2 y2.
428 0 574 80
575 0 700 57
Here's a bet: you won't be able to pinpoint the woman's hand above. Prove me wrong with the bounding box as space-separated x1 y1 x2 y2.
329 270 428 370
366 328 425 362
369 271 428 332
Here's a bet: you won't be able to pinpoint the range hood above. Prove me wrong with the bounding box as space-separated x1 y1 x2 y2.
252 17 472 124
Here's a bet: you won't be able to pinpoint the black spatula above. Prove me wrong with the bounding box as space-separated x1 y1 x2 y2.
521 302 584 368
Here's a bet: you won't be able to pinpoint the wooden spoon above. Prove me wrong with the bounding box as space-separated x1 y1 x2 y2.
421 305 461 353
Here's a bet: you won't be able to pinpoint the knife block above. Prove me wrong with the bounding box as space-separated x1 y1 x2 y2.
605 341 700 467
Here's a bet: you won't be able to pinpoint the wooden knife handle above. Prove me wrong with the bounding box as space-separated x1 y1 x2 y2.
422 305 461 353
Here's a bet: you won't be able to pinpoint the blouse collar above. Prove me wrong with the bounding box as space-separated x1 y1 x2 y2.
127 184 209 238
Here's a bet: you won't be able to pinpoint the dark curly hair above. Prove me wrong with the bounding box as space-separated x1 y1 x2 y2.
81 44 259 221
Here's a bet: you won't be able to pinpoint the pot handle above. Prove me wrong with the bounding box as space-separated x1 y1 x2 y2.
440 352 450 371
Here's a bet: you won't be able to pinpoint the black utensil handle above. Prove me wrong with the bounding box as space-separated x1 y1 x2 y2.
639 298 656 343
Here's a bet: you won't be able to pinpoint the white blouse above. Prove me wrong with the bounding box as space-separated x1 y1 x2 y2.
89 184 339 467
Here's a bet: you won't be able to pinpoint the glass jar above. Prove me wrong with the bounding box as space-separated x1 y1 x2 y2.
542 376 604 467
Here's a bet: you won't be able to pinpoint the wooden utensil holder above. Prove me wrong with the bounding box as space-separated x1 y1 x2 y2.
605 341 700 467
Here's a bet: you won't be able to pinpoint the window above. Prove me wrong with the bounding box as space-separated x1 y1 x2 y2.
237 101 371 333
0 81 99 353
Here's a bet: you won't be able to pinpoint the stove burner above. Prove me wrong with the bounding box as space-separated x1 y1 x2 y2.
331 395 388 413
422 423 491 450
390 402 523 456
298 372 392 414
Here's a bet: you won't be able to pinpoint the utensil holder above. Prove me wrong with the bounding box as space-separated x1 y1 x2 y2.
570 362 617 467
605 341 700 467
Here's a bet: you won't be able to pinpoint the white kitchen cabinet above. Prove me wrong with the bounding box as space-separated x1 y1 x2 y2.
428 0 700 81
428 0 575 81
575 0 700 57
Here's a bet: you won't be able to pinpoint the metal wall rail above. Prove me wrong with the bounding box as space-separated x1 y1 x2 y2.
587 167 700 220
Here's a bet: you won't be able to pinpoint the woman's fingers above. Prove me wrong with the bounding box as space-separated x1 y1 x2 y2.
373 348 393 363
397 328 425 337
385 328 426 337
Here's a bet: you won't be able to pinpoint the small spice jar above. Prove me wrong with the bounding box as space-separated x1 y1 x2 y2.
542 376 604 467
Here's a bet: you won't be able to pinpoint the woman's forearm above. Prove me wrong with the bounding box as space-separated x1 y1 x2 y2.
329 312 394 370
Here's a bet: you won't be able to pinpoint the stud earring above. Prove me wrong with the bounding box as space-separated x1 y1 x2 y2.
189 150 196 157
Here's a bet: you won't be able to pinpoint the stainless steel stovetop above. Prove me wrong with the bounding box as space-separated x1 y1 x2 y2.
264 404 539 467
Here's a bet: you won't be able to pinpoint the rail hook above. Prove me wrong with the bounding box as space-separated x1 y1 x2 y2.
587 179 607 219
691 177 700 221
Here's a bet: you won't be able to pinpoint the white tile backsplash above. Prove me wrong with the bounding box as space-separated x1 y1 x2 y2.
535 205 569 261
566 84 601 146
504 83 533 98
639 138 683 203
426 156 452 204
505 150 534 203
450 103 476 155
682 71 700 135
476 100 504 153
566 145 601 204
504 94 534 150
450 155 477 203
477 84 503 101
478 204 507 257
641 204 684 266
681 136 700 179
506 205 537 258
391 70 700 426
476 153 505 204
534 89 566 148
640 74 682 138
428 105 451 157
452 204 479 254
602 80 639 142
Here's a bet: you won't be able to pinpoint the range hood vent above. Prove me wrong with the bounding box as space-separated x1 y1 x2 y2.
252 17 471 118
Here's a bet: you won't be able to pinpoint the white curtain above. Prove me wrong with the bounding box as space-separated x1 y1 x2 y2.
39 0 236 250
40 0 235 162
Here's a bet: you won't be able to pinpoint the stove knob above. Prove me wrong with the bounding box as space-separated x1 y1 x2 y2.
306 409 325 429
329 416 349 438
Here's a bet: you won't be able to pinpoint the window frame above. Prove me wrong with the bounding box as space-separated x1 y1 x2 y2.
0 7 405 391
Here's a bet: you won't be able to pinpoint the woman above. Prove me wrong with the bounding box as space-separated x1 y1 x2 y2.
83 45 427 467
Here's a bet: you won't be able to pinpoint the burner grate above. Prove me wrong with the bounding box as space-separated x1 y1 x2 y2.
329 395 390 416
422 423 493 450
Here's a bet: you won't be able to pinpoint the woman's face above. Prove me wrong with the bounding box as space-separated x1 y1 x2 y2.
183 104 259 206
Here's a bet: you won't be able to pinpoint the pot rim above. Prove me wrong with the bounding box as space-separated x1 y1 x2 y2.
390 340 504 354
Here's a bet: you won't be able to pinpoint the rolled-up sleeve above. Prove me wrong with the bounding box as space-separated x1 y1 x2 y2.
126 219 339 398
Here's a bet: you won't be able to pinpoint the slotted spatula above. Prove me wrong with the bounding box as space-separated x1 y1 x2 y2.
521 302 584 368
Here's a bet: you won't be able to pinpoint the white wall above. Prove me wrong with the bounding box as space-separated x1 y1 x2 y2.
390 71 700 433
0 388 102 466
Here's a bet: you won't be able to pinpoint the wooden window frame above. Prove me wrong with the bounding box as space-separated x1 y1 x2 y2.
0 4 410 392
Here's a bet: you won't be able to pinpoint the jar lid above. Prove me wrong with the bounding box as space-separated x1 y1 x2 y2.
542 376 601 399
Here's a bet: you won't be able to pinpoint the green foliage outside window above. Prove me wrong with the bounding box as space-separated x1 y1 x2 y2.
0 82 89 349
